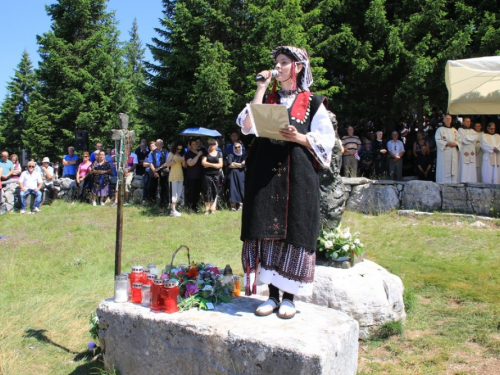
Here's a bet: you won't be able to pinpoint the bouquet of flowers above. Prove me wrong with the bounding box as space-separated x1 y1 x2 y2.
317 225 364 260
167 262 232 311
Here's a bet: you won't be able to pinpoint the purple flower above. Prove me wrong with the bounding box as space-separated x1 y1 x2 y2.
185 283 199 297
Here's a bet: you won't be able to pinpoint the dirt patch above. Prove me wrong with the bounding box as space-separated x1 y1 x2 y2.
448 298 465 308
418 295 432 304
405 329 436 340
446 342 500 375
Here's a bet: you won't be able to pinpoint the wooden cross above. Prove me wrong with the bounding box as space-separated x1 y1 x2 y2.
110 113 136 276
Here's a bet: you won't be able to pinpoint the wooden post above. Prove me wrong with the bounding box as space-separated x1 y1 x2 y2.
110 113 135 276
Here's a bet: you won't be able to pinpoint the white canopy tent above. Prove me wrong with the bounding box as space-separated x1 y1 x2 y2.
445 56 500 115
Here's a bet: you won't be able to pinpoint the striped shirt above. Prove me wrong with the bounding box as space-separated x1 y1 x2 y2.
342 135 361 151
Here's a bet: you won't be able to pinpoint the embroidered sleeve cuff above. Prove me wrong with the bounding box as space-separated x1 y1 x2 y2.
306 133 333 169
236 104 256 135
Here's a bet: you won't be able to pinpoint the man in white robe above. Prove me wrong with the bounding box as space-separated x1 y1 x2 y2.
474 122 483 182
435 114 459 183
457 116 478 183
481 122 500 184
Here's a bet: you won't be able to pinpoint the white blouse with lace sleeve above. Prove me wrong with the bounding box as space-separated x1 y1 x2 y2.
235 96 335 169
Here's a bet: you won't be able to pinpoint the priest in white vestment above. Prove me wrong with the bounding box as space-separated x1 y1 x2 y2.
481 122 500 184
435 114 459 183
457 117 478 183
474 122 483 182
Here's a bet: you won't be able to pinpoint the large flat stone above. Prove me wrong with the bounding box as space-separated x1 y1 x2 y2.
441 185 470 213
402 180 441 212
467 186 500 216
346 184 400 214
97 296 359 375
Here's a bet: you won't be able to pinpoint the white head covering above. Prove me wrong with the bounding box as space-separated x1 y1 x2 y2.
233 142 243 157
271 46 314 91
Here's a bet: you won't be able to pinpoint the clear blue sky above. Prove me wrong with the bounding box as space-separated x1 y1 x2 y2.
0 0 164 100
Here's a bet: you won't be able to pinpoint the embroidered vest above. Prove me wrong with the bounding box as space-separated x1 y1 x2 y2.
241 92 325 250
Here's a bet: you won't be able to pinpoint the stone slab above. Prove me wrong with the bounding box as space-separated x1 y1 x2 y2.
402 180 441 212
97 296 359 375
346 184 400 214
341 177 372 185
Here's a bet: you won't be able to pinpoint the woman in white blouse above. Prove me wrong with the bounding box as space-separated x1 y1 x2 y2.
236 46 335 320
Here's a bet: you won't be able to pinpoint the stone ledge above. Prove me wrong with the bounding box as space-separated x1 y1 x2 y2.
97 296 359 375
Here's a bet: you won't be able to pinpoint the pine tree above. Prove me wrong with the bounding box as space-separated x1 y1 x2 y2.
0 50 36 155
25 0 127 159
116 18 149 140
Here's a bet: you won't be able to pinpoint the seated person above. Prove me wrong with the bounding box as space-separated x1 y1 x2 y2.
19 161 44 214
41 157 56 204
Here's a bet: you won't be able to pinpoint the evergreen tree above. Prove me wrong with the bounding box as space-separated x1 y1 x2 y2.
122 18 149 139
25 0 127 159
0 50 36 155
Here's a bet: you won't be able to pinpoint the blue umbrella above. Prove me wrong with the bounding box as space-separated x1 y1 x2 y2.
179 127 222 137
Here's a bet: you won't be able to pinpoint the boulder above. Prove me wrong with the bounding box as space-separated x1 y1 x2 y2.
131 178 144 189
441 185 470 213
467 186 500 216
60 178 75 190
402 180 441 212
97 296 359 375
295 261 406 339
132 188 143 202
346 184 399 214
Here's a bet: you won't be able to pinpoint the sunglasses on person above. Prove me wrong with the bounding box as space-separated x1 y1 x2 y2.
28 166 35 169
234 146 241 149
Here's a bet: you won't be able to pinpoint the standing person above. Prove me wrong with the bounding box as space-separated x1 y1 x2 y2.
184 138 204 212
371 131 388 177
18 161 43 214
141 141 156 205
0 151 14 181
387 131 405 181
166 140 186 217
40 157 55 204
457 116 478 183
358 138 373 177
481 122 500 184
89 142 104 162
236 46 335 319
201 138 223 215
341 126 361 177
76 152 93 202
144 139 169 208
62 147 79 179
9 154 22 180
135 138 149 177
474 122 484 182
227 142 246 211
90 151 112 206
435 114 459 183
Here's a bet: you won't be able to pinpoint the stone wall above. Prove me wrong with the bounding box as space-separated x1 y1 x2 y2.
343 177 500 216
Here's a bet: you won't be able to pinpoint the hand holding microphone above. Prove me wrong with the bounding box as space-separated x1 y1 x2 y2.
255 69 278 82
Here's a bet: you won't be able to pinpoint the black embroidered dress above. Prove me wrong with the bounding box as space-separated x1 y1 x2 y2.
236 91 335 295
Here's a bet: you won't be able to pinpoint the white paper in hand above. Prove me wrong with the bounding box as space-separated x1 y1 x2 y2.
249 104 289 141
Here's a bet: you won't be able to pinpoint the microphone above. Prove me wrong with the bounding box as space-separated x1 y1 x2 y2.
255 70 278 81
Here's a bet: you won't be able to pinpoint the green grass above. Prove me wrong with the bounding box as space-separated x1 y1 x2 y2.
1 203 499 374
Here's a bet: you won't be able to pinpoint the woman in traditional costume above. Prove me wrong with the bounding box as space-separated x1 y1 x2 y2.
236 46 335 319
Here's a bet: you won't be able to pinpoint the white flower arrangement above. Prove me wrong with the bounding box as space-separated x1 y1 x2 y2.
317 225 364 260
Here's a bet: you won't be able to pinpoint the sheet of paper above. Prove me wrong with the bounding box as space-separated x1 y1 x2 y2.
249 104 289 141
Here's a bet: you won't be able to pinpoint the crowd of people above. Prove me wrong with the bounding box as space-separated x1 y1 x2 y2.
0 132 247 216
339 114 500 184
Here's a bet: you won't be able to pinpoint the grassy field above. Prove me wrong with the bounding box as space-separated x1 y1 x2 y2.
0 202 499 374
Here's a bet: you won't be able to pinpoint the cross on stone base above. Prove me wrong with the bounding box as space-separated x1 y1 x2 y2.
110 113 135 276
